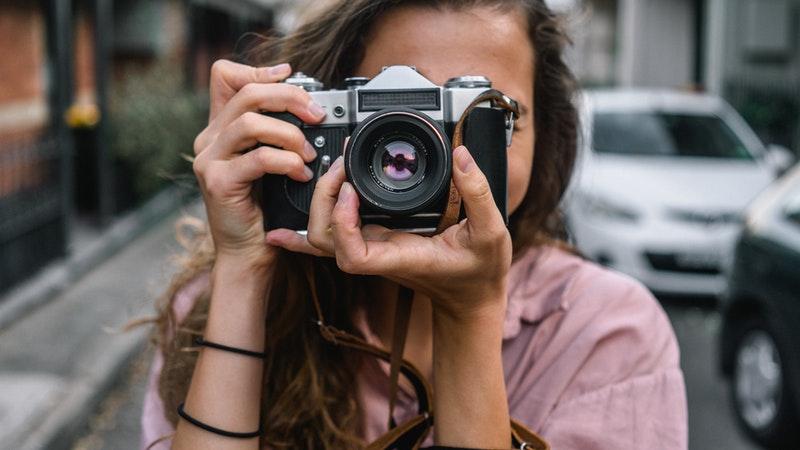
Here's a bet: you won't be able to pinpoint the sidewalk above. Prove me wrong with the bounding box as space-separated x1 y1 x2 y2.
0 202 194 450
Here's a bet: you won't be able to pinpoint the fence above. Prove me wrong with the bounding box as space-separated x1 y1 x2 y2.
0 133 66 293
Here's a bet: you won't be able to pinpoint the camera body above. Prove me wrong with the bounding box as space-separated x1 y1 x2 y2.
261 65 516 234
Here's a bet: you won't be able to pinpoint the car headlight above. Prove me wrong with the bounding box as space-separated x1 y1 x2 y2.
580 195 640 223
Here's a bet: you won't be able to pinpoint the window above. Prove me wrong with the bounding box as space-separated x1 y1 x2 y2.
593 112 753 159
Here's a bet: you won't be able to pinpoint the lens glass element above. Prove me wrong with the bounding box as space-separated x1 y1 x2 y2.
381 141 418 181
370 133 427 191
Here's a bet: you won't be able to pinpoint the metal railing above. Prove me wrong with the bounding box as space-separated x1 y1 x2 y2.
0 133 66 292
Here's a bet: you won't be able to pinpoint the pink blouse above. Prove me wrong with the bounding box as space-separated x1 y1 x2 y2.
141 245 688 449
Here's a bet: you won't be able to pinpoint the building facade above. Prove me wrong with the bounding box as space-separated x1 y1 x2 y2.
0 0 292 294
567 0 800 154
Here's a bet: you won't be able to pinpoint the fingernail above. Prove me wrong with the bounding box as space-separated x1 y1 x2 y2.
269 63 291 76
303 165 314 181
338 182 354 204
331 156 344 171
303 141 317 161
307 100 326 119
454 146 474 173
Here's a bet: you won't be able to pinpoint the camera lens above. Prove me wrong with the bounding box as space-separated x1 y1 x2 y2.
345 108 451 216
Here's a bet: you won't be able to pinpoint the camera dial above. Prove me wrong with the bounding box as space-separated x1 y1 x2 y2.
284 72 324 91
345 77 370 89
444 76 491 89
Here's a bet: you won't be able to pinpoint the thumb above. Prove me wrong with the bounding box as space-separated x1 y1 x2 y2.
451 145 503 234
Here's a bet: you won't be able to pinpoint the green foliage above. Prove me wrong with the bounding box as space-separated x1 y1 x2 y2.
109 60 207 200
726 83 799 153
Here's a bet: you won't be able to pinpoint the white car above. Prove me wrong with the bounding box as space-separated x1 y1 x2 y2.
565 90 787 297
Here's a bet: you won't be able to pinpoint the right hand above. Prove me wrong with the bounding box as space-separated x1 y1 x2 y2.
192 60 327 268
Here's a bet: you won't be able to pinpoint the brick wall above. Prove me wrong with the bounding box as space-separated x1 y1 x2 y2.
0 3 48 197
0 3 47 138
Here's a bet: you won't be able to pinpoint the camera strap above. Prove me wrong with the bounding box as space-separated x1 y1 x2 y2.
307 286 548 448
435 89 520 234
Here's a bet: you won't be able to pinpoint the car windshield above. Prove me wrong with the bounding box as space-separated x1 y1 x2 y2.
592 112 753 159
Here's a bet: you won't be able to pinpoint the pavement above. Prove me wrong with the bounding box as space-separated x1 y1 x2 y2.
0 194 195 450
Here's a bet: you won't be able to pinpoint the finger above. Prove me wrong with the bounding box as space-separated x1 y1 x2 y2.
329 182 371 273
209 60 293 120
306 156 346 254
229 146 313 184
451 145 504 236
330 182 406 275
265 229 331 257
215 83 326 135
211 112 316 162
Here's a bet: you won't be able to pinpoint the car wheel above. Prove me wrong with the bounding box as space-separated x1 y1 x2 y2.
730 317 799 448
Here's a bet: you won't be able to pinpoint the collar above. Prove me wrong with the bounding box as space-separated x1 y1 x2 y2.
503 245 583 340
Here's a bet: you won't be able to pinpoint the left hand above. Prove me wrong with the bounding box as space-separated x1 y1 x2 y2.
266 145 512 321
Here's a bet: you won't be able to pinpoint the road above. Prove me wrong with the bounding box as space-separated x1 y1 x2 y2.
663 299 759 450
71 300 760 450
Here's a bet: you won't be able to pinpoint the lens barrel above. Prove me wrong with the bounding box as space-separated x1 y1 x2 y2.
345 108 451 216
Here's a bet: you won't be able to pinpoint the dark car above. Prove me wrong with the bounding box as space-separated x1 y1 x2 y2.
720 163 800 448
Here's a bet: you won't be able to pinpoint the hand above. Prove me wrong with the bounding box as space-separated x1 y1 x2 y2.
266 146 512 321
192 60 328 269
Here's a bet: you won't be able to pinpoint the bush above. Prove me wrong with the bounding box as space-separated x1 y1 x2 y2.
109 60 207 201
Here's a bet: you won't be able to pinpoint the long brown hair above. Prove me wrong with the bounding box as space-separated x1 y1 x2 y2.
154 1 578 448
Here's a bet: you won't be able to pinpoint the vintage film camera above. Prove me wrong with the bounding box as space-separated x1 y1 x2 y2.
260 65 517 234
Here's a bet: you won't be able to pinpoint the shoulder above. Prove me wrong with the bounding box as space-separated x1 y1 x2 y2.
503 244 681 394
502 247 687 446
506 245 673 339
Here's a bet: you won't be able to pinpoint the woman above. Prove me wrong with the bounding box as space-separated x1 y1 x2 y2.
142 0 688 449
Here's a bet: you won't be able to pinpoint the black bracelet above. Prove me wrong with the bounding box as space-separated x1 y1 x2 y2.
177 403 262 439
194 336 267 359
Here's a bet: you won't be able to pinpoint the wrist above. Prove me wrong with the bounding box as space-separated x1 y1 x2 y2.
214 246 276 280
433 303 505 351
431 282 508 329
204 258 273 352
215 246 277 274
209 254 274 311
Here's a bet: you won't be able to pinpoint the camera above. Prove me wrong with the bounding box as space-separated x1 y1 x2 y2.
260 65 518 234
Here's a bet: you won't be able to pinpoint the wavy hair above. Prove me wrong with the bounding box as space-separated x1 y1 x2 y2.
153 1 578 448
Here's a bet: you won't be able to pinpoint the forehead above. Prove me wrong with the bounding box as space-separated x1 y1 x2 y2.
356 5 534 99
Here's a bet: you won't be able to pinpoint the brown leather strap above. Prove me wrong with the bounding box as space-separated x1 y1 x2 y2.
306 268 433 418
388 287 415 429
435 90 520 234
511 419 550 450
366 413 432 450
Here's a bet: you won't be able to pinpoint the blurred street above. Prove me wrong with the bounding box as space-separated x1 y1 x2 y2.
0 204 183 450
665 299 758 450
68 293 761 450
2 1 799 449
